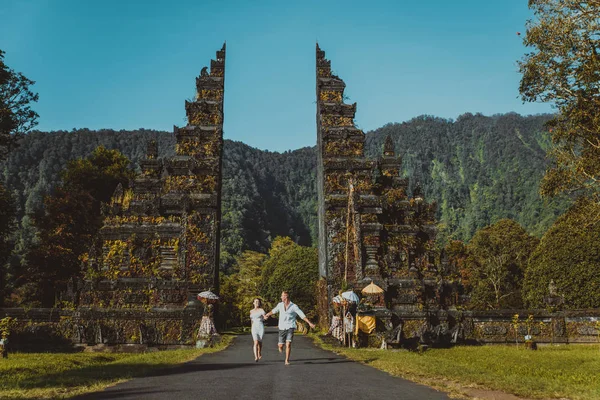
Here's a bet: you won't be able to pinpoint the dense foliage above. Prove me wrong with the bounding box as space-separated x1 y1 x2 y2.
0 113 573 305
220 142 316 272
10 146 133 306
366 113 570 242
0 184 15 306
0 49 36 306
523 197 600 309
219 250 266 326
0 49 39 161
260 237 319 315
463 219 539 310
219 237 318 328
519 0 600 205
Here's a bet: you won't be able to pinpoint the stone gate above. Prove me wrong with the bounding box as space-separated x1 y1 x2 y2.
3 44 229 348
2 43 600 349
315 44 445 326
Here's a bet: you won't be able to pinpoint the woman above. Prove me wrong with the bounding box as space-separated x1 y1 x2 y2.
249 298 265 361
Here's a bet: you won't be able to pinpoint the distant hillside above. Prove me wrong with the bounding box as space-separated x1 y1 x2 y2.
0 112 570 273
365 112 569 241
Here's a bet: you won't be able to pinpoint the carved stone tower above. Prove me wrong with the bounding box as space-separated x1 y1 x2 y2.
316 44 378 290
74 44 226 345
316 45 442 325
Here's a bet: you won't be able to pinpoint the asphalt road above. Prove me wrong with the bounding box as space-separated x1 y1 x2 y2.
77 327 449 399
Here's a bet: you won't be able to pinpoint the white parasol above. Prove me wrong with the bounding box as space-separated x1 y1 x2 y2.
197 290 220 304
341 290 360 303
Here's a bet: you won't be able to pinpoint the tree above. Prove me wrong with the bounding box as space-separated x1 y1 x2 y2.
519 1 600 203
0 49 35 302
0 49 39 160
18 146 133 306
218 237 318 328
22 188 97 306
465 219 539 309
218 251 267 327
261 236 319 317
523 197 600 309
0 184 16 306
61 145 134 204
444 240 470 286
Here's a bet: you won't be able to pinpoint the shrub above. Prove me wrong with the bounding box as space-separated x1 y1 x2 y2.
523 197 600 309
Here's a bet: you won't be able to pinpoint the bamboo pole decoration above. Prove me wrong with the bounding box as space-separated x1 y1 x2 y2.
342 301 347 347
345 177 355 283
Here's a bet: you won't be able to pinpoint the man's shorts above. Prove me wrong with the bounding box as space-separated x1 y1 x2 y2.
278 328 295 344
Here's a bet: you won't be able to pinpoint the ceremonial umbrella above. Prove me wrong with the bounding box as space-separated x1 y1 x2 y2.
197 290 220 304
361 282 384 295
341 290 360 303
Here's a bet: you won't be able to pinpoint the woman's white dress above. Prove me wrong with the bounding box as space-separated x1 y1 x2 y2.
250 309 265 341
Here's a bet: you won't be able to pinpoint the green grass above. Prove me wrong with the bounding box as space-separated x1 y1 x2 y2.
0 336 232 399
312 336 600 399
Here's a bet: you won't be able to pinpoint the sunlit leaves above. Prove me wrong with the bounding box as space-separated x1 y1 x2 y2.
519 0 600 204
0 49 39 159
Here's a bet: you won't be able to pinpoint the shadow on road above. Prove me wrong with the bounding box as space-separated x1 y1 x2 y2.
75 388 176 400
146 362 266 377
296 360 353 365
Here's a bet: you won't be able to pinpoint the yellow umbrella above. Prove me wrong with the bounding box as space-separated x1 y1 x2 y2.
361 281 384 295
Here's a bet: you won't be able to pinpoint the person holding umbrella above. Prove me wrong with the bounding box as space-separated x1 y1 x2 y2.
197 291 220 338
263 291 316 365
339 290 359 347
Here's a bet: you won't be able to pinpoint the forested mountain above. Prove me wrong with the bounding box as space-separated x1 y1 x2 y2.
0 128 318 274
219 141 316 270
366 112 569 241
0 112 570 274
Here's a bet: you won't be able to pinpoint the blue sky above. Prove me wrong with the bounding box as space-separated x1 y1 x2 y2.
1 0 552 152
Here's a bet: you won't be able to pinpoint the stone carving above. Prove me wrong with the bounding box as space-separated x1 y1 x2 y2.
73 45 226 343
159 291 185 304
123 293 146 304
146 140 158 159
315 45 444 327
549 279 557 296
553 318 566 337
518 325 541 336
544 279 565 308
395 294 417 304
385 321 403 344
482 325 508 336
577 325 599 336
383 135 395 157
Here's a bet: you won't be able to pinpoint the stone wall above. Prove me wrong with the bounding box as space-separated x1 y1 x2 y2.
3 307 598 351
360 308 600 346
0 307 204 351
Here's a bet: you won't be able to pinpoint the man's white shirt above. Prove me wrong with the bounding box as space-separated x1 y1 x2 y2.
270 302 306 330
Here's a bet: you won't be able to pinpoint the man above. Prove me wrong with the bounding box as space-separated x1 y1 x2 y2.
264 291 316 365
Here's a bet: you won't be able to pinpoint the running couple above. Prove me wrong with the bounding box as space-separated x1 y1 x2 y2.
249 291 316 365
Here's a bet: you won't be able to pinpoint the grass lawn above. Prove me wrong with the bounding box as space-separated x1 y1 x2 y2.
0 336 232 399
313 336 600 399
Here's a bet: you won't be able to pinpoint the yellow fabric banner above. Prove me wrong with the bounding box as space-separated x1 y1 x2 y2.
355 315 376 334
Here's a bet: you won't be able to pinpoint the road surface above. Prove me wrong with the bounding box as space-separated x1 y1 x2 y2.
76 327 449 399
